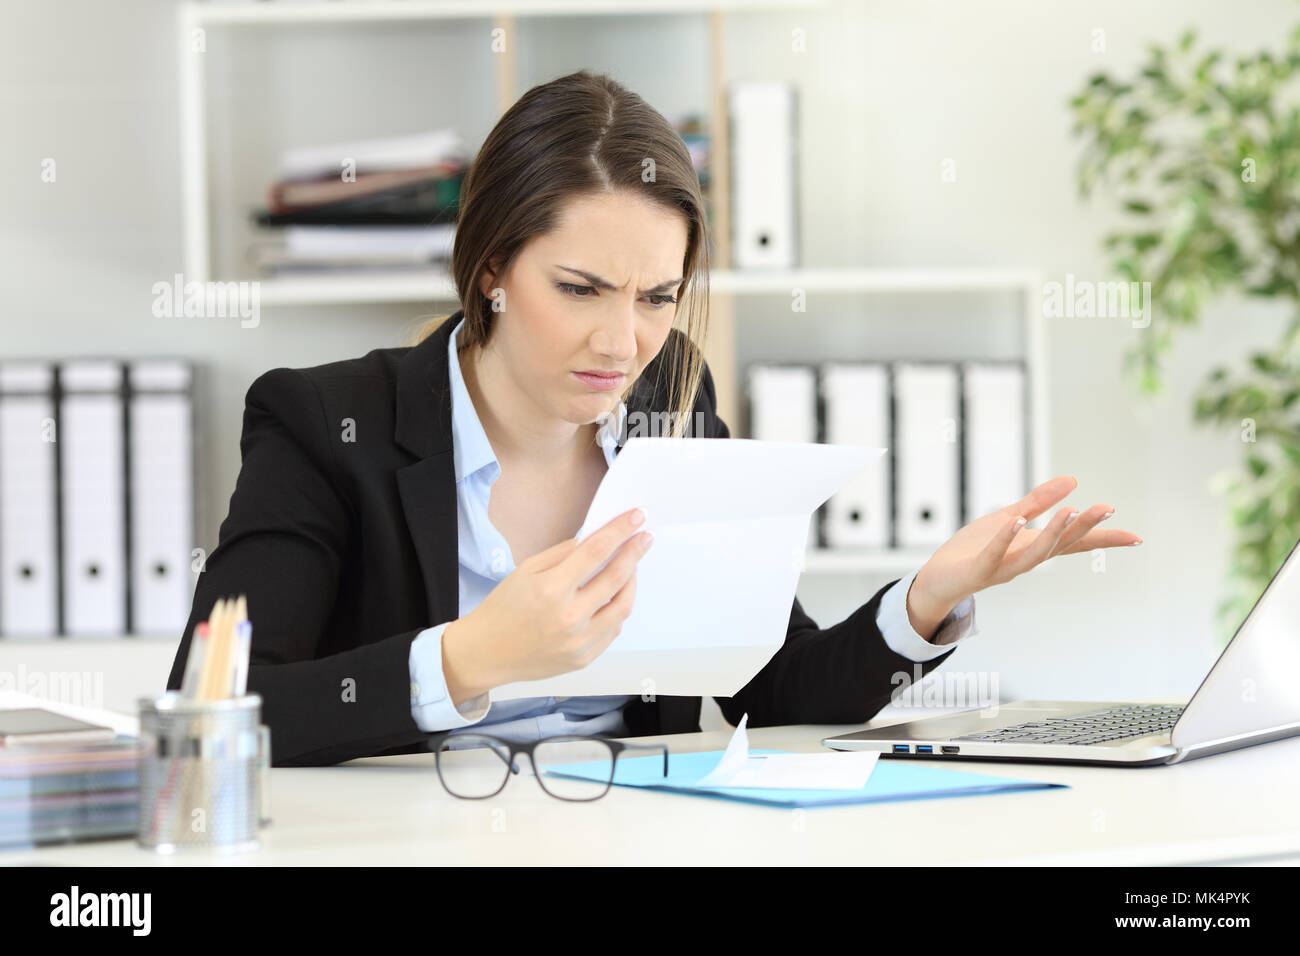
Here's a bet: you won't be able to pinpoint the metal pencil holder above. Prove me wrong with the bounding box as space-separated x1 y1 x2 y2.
136 692 270 854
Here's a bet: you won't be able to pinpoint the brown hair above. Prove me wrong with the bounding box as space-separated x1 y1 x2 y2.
408 69 710 438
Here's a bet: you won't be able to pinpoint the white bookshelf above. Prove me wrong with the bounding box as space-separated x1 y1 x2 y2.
177 0 817 285
176 0 1049 576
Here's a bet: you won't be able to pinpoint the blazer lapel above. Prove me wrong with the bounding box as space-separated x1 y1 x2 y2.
394 311 463 627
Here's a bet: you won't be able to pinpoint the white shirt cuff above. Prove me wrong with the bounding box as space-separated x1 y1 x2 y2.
875 568 977 662
409 622 492 732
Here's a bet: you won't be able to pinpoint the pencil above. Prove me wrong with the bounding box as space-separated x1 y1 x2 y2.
195 599 217 700
233 620 252 697
215 595 248 698
200 597 229 700
213 597 236 700
227 595 248 697
180 621 209 699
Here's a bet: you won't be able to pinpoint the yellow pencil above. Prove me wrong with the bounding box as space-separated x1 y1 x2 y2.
200 597 228 700
213 597 235 700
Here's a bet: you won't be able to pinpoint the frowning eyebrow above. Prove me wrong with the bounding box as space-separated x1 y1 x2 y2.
556 266 683 295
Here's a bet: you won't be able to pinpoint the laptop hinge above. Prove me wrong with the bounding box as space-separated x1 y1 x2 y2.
1166 720 1300 764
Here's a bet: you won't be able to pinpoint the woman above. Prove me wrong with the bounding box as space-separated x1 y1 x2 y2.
167 70 1140 767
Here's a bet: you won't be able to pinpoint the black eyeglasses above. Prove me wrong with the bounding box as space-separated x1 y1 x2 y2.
430 732 669 802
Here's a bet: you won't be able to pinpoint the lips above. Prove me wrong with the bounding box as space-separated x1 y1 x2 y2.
572 370 626 391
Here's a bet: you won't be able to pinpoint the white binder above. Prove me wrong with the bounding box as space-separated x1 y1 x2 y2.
60 361 127 636
746 364 816 444
820 363 890 549
731 81 798 269
963 362 1028 520
894 363 960 548
128 360 195 636
747 364 817 548
0 363 59 636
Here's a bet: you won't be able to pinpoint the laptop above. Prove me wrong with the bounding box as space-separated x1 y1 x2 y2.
822 535 1300 766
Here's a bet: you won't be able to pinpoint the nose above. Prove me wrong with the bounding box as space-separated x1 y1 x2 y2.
589 306 638 366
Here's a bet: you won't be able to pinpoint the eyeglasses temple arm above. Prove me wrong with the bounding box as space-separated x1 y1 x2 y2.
613 740 670 777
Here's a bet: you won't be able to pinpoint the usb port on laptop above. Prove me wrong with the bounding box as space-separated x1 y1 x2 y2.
916 745 933 754
892 744 910 753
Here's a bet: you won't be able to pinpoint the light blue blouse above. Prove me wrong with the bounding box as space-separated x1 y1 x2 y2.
408 317 976 742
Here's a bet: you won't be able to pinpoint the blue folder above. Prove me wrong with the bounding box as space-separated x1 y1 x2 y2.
543 749 1068 809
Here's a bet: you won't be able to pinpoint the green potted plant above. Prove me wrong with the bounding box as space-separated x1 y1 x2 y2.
1070 24 1300 640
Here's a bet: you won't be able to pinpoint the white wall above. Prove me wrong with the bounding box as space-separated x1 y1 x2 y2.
1 0 1294 718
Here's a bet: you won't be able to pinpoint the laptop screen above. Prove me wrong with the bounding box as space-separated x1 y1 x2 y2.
1171 534 1300 748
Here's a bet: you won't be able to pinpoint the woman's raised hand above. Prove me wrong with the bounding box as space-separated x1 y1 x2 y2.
905 476 1143 640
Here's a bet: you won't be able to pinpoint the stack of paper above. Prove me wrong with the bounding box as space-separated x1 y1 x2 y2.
251 128 467 274
0 737 143 848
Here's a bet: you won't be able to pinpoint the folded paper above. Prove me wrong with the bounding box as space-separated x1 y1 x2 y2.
695 714 880 790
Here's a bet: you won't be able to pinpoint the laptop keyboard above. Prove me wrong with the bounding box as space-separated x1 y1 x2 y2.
951 703 1185 746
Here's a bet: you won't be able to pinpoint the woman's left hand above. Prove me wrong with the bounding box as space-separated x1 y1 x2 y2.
906 475 1143 641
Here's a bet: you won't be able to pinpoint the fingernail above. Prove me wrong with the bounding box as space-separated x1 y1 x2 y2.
1014 516 1027 528
642 531 655 549
1065 510 1079 525
631 508 645 526
1102 510 1115 520
1130 538 1143 546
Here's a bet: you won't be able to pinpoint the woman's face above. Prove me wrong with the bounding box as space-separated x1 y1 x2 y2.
477 189 688 427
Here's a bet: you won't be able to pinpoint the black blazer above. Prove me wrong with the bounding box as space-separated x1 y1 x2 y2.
167 308 956 766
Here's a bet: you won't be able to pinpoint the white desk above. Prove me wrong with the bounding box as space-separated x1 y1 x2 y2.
4 700 1299 866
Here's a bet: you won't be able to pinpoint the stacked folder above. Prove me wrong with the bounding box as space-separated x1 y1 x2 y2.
0 359 196 637
0 736 143 848
746 360 1030 550
250 128 468 275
